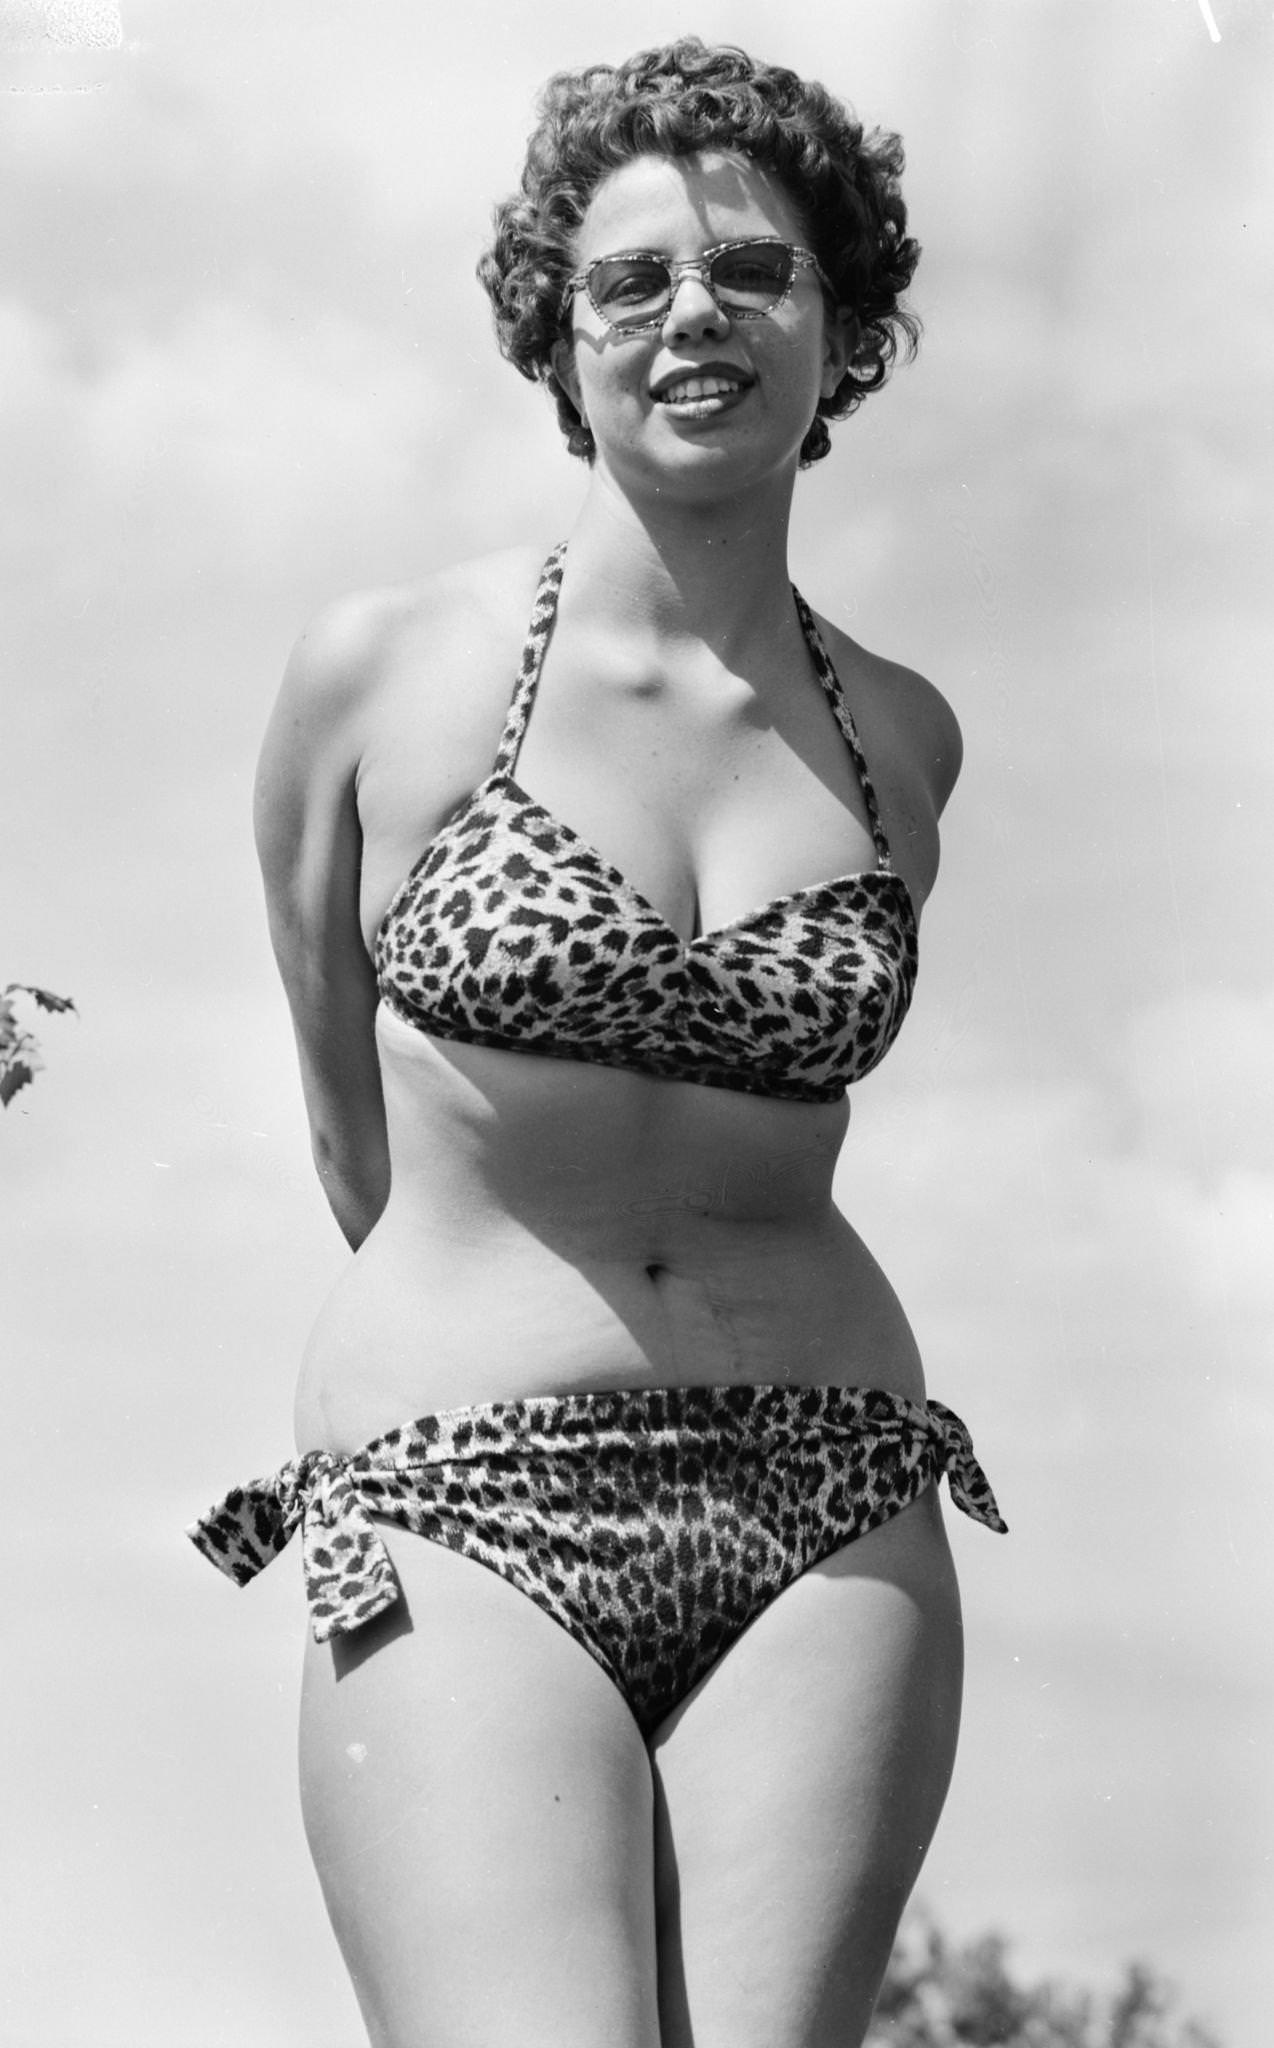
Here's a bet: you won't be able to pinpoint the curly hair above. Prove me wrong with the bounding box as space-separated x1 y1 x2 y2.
477 38 920 466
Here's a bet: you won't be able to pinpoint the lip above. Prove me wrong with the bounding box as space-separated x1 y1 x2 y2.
649 361 754 404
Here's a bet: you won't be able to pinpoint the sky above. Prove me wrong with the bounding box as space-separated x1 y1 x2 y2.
2 1 1271 2043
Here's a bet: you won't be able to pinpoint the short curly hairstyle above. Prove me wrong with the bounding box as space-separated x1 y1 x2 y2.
477 38 920 466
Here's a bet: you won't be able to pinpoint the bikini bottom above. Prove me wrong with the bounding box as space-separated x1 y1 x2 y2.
187 1383 1006 1736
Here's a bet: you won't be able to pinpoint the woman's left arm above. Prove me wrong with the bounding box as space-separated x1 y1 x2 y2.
907 668 964 821
872 658 965 909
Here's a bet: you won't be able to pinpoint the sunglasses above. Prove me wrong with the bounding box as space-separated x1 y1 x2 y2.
564 237 832 334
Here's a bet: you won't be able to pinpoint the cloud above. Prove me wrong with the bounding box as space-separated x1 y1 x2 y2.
837 973 1274 1648
0 293 457 610
1121 982 1274 1180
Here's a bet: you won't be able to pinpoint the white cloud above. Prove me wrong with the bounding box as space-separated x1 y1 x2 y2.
1121 981 1274 1179
836 973 1274 1659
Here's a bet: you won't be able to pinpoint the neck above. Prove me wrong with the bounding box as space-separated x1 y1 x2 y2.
559 464 801 661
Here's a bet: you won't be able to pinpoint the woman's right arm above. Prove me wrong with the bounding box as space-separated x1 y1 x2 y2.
254 595 393 1250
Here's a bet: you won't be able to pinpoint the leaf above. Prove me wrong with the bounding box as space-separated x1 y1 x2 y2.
0 1053 39 1107
0 984 74 1108
3 983 77 1016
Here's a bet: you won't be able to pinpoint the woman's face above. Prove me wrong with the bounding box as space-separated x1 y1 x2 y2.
553 150 852 501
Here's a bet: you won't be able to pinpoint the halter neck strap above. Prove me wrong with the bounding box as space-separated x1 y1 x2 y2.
791 587 895 871
491 543 569 779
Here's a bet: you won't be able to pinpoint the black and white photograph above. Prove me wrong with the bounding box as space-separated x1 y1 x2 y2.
3 3 1270 2044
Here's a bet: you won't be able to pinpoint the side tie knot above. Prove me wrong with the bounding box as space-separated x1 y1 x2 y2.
928 1401 1008 1532
187 1449 403 1641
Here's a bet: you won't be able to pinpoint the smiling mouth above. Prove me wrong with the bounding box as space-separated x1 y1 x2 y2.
653 373 749 406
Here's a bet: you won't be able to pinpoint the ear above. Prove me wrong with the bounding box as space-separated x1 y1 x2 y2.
820 307 859 399
550 337 584 420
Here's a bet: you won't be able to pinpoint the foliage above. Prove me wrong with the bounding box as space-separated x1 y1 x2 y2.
865 1914 1223 2048
0 983 77 1107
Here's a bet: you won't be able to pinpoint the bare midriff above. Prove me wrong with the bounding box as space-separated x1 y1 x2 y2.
294 1004 925 1454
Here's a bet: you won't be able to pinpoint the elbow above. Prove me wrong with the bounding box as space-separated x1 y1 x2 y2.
310 1125 390 1251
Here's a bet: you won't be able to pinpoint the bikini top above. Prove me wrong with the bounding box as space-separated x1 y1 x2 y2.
374 545 918 1103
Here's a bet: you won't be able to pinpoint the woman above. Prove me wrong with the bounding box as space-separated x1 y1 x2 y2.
191 38 1004 2048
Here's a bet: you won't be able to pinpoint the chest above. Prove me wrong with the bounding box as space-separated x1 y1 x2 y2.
505 648 887 941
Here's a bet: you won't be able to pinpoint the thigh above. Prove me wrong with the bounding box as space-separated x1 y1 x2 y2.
299 1525 662 2048
651 1488 964 2048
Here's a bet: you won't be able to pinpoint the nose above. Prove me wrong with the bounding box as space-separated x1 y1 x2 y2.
661 270 730 344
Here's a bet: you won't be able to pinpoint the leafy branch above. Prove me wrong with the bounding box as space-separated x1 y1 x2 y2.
1 983 78 1108
866 1914 1223 2047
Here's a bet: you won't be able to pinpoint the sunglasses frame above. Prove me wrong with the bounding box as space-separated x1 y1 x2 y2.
563 236 833 334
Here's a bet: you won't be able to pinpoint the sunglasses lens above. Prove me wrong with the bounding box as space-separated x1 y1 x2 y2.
588 257 675 326
709 243 794 308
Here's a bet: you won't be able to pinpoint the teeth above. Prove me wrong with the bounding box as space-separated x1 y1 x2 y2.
658 376 742 403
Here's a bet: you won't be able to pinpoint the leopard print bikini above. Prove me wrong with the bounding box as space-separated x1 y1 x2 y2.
188 550 1004 1728
189 1385 1004 1734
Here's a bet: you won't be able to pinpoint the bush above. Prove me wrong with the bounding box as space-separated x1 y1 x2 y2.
865 1914 1223 2048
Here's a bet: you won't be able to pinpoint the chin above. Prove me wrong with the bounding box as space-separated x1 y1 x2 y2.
602 429 802 502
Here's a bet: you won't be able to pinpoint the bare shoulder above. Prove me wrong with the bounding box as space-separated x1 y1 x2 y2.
258 547 549 826
866 648 963 818
271 544 548 751
266 547 554 944
804 609 963 911
818 617 963 820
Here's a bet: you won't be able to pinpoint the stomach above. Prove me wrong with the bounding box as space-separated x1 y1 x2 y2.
294 1007 926 1452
